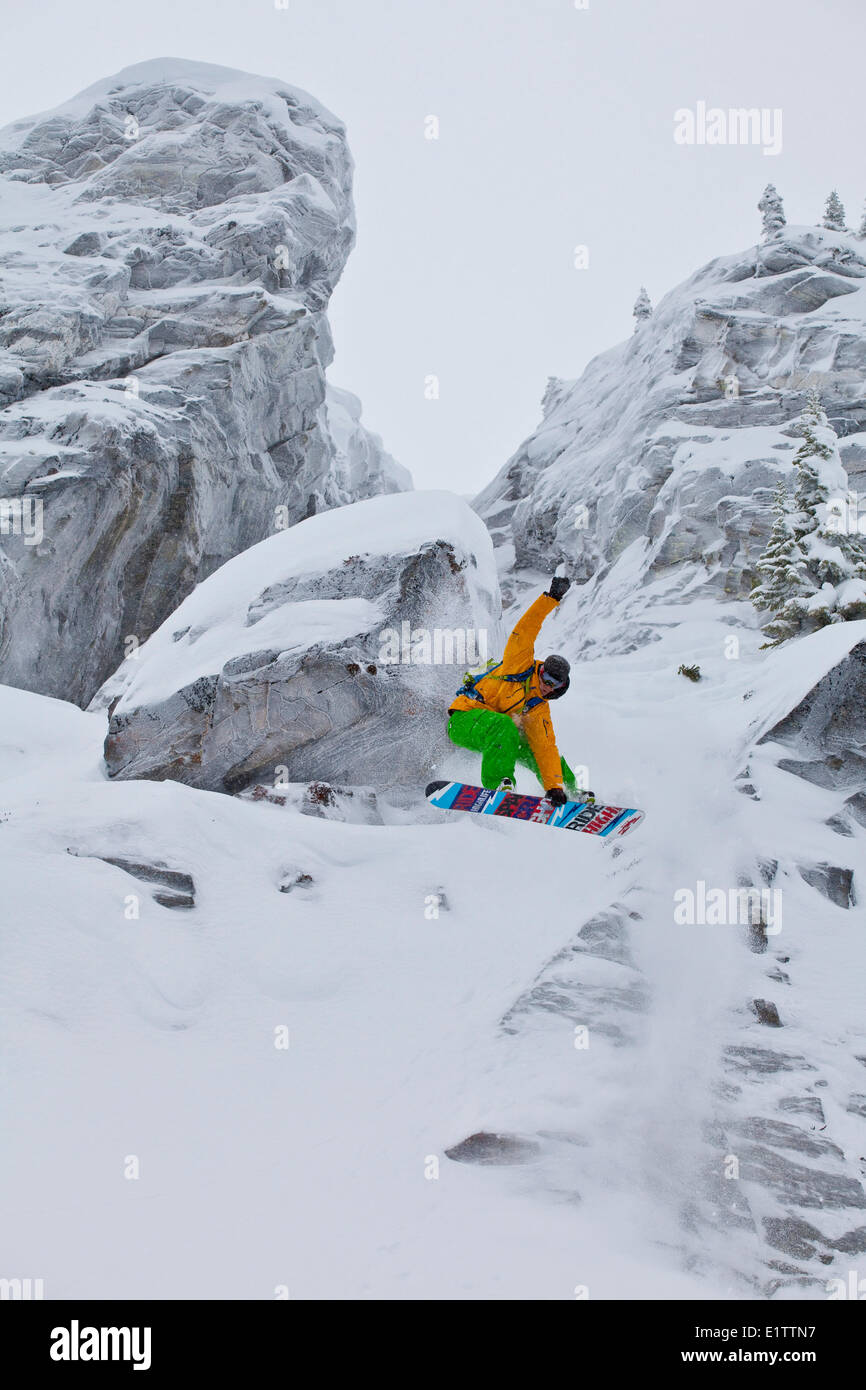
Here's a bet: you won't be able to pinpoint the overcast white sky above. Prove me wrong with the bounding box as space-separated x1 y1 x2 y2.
2 0 863 493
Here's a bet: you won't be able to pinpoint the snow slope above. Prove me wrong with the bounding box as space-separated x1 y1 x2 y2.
0 683 710 1299
3 590 864 1297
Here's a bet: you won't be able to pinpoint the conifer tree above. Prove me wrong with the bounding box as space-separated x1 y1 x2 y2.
822 190 846 231
633 286 652 330
751 481 803 644
751 391 866 644
758 184 786 240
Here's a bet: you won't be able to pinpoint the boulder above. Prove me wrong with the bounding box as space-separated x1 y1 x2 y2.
98 491 499 792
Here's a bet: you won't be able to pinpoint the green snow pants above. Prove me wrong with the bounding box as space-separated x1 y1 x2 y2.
447 707 576 793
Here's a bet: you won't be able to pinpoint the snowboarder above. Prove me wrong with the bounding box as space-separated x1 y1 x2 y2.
447 576 581 805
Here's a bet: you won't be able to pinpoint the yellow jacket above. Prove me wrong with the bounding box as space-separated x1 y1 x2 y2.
449 593 565 789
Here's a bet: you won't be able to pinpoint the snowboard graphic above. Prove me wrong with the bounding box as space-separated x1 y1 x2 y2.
425 781 644 839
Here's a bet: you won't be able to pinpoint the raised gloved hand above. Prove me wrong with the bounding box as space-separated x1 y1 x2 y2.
546 786 568 806
547 575 571 602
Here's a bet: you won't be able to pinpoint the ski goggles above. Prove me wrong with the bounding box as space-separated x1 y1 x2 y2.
539 667 566 690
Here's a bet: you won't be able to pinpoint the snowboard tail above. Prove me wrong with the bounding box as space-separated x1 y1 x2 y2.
425 780 644 839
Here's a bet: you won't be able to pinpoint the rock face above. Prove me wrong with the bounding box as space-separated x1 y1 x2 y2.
0 59 409 706
99 491 500 792
475 228 866 652
755 626 865 898
762 638 866 792
714 625 866 1284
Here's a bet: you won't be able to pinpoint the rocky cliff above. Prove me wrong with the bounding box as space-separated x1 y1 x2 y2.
476 227 866 653
0 59 408 706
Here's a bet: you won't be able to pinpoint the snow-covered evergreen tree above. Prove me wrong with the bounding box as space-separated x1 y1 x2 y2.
541 376 565 417
822 190 846 231
857 200 866 239
750 481 803 643
633 287 652 330
751 391 866 644
758 183 786 240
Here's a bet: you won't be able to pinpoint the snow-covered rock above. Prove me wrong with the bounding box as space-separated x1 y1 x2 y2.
323 385 410 501
756 622 866 797
98 491 499 791
0 59 408 706
475 228 866 656
715 623 866 1272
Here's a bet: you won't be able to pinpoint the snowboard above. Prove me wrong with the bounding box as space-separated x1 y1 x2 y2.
425 780 644 839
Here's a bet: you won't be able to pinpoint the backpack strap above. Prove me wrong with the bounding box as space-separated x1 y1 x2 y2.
454 660 503 700
500 665 535 684
455 661 541 705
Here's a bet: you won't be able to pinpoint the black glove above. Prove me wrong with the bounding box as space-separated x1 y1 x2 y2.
547 575 571 602
546 787 568 806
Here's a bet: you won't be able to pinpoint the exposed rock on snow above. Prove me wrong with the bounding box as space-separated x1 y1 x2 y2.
750 998 782 1026
444 1133 542 1166
778 1096 825 1121
763 1218 866 1263
99 491 499 792
499 900 648 1047
277 869 315 894
575 903 639 966
760 638 866 789
797 863 855 908
241 779 384 825
755 631 864 911
67 849 196 908
0 59 409 706
724 1047 815 1076
739 1146 866 1213
731 1116 843 1159
475 228 866 655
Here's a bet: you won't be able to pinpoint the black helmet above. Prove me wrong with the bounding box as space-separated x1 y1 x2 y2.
539 655 570 698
